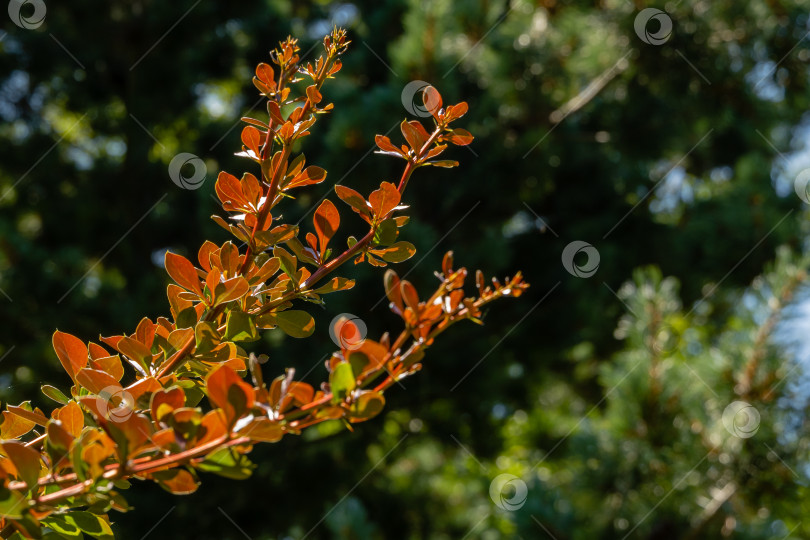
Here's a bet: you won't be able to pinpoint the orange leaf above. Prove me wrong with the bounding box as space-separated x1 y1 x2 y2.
214 276 250 306
215 171 249 210
52 401 84 439
368 181 401 220
287 381 315 406
76 368 122 396
150 386 186 423
237 418 284 443
255 63 275 86
335 185 372 222
446 102 468 122
193 409 228 447
0 410 35 440
117 336 154 373
109 413 153 460
448 128 474 146
241 172 262 210
205 365 255 426
135 317 156 349
52 330 88 381
153 468 200 495
267 101 285 125
306 85 322 104
400 280 420 311
87 342 109 361
400 119 424 152
287 166 327 190
313 199 340 254
241 126 262 157
2 441 41 488
7 405 49 427
164 252 203 297
89 355 124 382
126 377 162 402
422 85 443 119
374 134 406 158
198 240 218 271
384 270 404 315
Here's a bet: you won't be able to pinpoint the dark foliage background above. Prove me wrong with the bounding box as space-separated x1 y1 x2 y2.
2 1 810 538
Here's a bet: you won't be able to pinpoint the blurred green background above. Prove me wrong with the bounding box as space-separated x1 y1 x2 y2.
3 0 810 538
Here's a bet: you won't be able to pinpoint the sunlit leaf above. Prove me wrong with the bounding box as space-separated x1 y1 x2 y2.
164 252 203 297
335 185 372 222
313 277 355 295
330 362 356 404
196 448 255 480
349 391 385 423
368 182 401 220
152 468 200 495
224 310 260 343
2 441 41 489
52 330 88 381
372 241 416 263
273 310 315 338
313 199 340 255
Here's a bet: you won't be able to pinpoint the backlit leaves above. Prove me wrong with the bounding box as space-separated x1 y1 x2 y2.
349 391 385 423
330 362 356 404
165 252 202 298
370 241 417 264
152 469 200 495
206 365 255 426
241 126 262 157
368 182 401 220
422 85 442 119
225 310 260 343
2 441 41 489
313 199 340 257
285 165 327 190
335 185 372 223
196 448 255 480
0 26 529 538
52 330 88 382
258 310 315 338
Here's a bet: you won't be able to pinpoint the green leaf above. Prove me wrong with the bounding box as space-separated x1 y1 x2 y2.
330 362 356 404
175 306 199 329
285 237 319 266
41 385 70 405
224 310 260 343
313 277 355 295
349 391 386 423
196 448 255 480
43 514 83 537
194 321 221 354
0 486 27 519
63 511 114 540
374 241 417 263
423 160 459 168
348 351 370 378
373 218 398 246
274 310 315 338
272 246 298 277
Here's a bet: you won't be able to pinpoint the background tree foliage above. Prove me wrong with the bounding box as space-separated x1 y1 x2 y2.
2 0 810 538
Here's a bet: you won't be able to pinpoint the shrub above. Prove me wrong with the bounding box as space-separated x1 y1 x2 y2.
0 27 527 538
